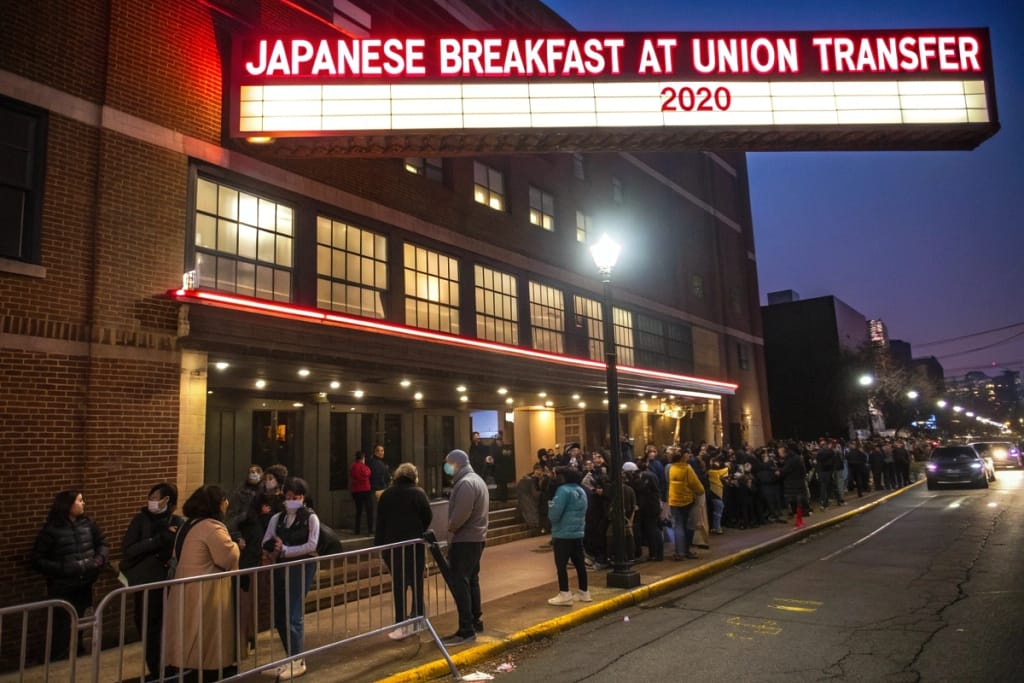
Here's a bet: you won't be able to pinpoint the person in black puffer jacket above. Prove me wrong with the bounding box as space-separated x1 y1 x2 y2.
120 483 181 678
32 489 109 660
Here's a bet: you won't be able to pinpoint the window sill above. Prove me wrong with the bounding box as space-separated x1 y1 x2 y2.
0 257 46 279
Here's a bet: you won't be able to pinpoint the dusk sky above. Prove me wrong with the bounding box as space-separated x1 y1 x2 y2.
546 0 1024 382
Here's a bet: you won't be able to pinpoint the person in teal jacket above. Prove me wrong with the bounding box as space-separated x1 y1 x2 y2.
547 467 591 606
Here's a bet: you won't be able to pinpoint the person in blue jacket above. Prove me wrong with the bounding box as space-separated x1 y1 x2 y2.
547 467 591 606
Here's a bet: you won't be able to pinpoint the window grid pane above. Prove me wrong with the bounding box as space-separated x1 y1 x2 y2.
576 211 591 243
529 185 555 231
530 282 564 354
473 161 505 211
316 216 388 319
613 307 634 366
404 243 460 334
475 264 519 345
194 177 293 300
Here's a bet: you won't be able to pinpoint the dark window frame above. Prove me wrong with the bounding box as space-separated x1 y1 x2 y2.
0 95 48 265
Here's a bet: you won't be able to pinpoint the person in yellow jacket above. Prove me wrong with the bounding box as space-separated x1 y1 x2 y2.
706 460 730 535
668 450 705 560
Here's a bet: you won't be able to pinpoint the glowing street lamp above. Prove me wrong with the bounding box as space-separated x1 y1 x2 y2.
590 234 640 589
858 374 874 387
936 399 948 408
906 390 919 400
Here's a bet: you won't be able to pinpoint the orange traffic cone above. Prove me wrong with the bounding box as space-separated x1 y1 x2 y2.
794 506 804 529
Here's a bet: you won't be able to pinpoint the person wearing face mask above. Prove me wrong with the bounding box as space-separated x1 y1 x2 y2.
441 449 489 646
119 483 181 678
260 477 320 680
32 490 109 660
229 464 263 535
262 464 288 515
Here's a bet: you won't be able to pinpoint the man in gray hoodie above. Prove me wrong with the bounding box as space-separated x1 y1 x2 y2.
442 449 489 646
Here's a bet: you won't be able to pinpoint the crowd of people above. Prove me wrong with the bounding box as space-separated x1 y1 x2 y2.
28 432 932 676
517 435 931 602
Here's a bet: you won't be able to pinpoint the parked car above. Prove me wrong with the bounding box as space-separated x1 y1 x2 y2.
968 441 1022 469
925 445 992 490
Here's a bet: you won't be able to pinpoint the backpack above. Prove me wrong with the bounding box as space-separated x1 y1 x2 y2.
316 521 343 556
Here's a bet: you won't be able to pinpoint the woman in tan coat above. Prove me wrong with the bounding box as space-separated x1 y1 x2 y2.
164 485 240 681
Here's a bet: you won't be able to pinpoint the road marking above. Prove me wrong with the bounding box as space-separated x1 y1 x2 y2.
819 498 931 562
769 597 823 613
725 616 782 639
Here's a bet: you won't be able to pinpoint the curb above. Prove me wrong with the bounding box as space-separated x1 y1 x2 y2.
378 482 920 682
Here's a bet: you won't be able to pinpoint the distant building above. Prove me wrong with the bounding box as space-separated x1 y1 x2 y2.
868 319 890 348
910 356 944 392
889 339 913 368
762 295 869 439
767 289 801 305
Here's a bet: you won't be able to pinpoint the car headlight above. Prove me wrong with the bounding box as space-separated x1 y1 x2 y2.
969 462 983 469
926 463 938 471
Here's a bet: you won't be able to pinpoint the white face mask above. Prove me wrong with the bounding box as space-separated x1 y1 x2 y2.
284 499 303 513
147 500 167 514
248 472 261 483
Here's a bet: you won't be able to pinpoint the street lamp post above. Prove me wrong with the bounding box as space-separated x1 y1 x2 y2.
859 374 875 437
590 234 641 589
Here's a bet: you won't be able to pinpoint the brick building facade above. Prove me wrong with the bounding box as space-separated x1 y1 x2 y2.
0 0 770 609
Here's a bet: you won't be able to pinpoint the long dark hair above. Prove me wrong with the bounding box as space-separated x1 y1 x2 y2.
182 485 227 520
45 490 82 527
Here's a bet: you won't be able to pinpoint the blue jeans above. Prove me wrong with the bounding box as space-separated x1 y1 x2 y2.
710 497 724 531
670 504 694 556
273 562 317 656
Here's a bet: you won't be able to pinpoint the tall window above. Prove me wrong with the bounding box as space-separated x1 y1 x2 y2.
0 96 47 264
572 153 586 180
691 273 705 300
404 243 459 334
636 314 694 372
529 186 554 231
611 176 623 204
737 342 751 370
574 295 604 360
316 216 387 318
475 265 518 345
194 177 293 301
575 210 591 243
473 161 504 211
573 295 634 365
404 157 443 182
529 282 564 354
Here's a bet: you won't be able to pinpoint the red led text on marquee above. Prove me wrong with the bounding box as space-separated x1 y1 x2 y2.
239 30 989 81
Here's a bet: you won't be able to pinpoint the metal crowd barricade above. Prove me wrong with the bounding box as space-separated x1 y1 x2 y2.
83 538 460 682
0 599 81 682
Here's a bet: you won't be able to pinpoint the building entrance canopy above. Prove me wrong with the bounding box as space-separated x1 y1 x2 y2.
230 29 999 154
172 287 736 405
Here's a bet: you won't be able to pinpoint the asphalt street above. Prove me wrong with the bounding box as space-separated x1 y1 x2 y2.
484 471 1024 682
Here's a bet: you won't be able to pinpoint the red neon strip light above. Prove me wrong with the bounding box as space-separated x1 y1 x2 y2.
171 288 738 393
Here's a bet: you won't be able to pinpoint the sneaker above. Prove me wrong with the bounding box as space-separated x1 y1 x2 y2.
684 551 699 560
574 590 593 602
388 624 414 640
547 591 574 606
473 619 484 633
442 631 476 646
263 659 307 680
710 528 724 535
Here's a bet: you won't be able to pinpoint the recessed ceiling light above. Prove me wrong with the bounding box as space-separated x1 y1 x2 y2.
497 387 508 395
456 385 467 392
297 368 310 377
400 379 411 388
545 400 553 407
292 402 304 407
620 403 627 409
353 389 364 398
505 397 514 404
603 399 609 404
330 380 340 390
255 379 266 389
538 392 547 398
572 393 580 400
214 361 229 371
207 390 213 395
459 395 468 402
578 402 586 409
414 392 424 400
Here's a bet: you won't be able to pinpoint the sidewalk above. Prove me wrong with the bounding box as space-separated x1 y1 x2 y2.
298 485 918 682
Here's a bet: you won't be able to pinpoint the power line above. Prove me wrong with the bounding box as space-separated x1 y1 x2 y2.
933 329 1024 360
915 321 1024 348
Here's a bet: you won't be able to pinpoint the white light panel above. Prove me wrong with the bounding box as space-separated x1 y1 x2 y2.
237 79 990 133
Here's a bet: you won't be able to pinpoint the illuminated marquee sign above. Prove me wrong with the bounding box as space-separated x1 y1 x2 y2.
230 30 999 152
